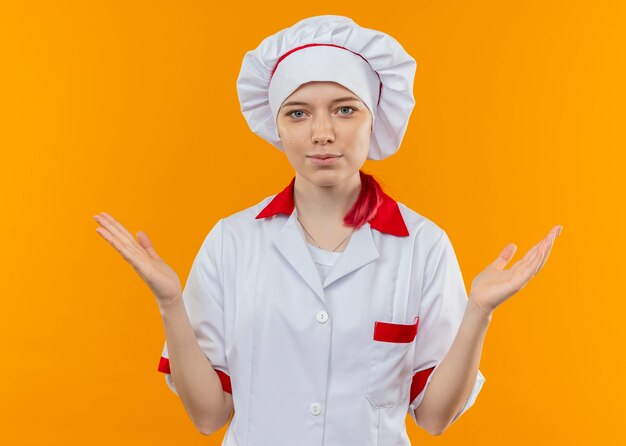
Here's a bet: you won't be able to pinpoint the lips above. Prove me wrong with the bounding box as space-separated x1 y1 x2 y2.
307 154 342 166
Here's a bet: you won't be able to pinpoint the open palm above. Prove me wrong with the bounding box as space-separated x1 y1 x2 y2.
469 225 562 315
94 212 182 306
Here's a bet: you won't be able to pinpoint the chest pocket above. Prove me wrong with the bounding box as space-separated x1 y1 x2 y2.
365 317 419 408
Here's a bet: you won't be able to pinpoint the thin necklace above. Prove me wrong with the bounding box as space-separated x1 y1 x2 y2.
297 216 354 252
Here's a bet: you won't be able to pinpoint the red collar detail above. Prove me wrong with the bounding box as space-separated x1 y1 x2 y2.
255 177 409 236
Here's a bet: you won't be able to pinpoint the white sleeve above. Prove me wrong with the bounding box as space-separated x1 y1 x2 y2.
156 218 232 396
407 229 486 427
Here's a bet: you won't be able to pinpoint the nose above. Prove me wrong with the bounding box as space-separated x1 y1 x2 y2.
311 116 335 145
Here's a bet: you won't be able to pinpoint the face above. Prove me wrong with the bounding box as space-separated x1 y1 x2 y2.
276 81 373 187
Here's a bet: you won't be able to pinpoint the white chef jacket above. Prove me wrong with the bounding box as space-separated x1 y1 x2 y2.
305 241 342 282
158 176 486 445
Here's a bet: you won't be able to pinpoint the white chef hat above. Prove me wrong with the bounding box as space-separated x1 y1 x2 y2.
236 15 417 160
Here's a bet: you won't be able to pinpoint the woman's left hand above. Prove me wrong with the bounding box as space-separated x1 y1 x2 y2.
468 225 563 316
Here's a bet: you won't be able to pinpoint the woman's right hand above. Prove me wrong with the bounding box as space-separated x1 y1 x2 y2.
93 212 182 308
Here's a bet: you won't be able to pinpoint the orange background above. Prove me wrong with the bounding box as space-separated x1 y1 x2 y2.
1 1 624 444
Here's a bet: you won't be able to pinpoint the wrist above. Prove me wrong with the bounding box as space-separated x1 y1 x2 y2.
467 297 494 322
158 295 184 315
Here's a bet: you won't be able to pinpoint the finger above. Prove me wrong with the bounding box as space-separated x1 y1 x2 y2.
532 239 547 275
510 236 545 273
520 239 543 264
94 215 147 261
508 226 561 277
136 230 163 261
490 243 517 271
536 230 558 272
95 225 147 272
510 240 546 286
529 227 558 274
94 213 144 256
97 212 138 247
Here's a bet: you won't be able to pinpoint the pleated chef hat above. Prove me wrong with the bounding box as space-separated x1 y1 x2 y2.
236 15 417 160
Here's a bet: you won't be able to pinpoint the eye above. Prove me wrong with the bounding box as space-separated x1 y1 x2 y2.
338 106 355 115
288 110 305 119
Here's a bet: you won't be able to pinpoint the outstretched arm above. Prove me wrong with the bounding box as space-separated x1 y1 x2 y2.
415 225 562 435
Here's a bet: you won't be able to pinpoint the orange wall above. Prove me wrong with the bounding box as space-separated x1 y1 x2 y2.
1 1 623 444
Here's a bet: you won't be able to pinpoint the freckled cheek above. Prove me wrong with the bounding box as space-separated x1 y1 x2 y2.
280 134 296 148
280 131 308 163
284 128 309 147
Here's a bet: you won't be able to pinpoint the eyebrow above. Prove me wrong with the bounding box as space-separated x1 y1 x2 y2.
281 96 361 108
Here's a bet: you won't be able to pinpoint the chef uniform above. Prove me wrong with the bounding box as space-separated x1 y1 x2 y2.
158 15 486 446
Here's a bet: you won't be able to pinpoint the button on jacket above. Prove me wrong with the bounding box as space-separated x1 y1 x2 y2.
158 177 486 445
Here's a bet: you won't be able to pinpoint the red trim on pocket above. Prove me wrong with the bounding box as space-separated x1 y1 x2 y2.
157 356 233 395
409 366 435 405
372 316 419 343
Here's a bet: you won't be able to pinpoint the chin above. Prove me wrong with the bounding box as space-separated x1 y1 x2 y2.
309 169 356 187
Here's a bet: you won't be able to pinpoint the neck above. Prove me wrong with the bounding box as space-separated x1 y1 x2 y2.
293 171 361 228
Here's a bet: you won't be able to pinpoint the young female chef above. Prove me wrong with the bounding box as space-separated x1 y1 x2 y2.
93 15 562 445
